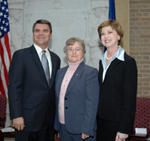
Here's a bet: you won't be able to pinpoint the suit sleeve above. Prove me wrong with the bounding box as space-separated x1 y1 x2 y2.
8 51 24 120
118 57 137 134
81 68 100 136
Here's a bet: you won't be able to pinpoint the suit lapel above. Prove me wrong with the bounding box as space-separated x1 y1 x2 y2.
56 67 68 96
106 58 121 74
99 60 103 85
30 45 48 86
49 51 57 88
65 61 85 96
103 58 122 83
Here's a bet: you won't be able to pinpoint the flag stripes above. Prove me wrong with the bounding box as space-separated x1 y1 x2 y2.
0 0 11 97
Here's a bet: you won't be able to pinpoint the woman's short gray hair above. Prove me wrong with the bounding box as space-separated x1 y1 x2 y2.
64 37 86 54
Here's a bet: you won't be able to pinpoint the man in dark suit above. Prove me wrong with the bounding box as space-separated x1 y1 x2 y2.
8 19 60 141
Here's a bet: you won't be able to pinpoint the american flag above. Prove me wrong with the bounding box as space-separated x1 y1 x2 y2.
104 0 116 52
0 0 11 97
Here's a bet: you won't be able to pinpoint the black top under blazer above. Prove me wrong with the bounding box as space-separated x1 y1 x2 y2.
98 52 137 134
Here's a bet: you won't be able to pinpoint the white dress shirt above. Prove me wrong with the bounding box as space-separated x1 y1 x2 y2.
34 44 52 77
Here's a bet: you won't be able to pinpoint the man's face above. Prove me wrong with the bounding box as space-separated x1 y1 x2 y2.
33 23 52 49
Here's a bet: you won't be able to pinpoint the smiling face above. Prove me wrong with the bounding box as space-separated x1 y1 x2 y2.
100 25 120 49
33 23 52 49
66 42 84 63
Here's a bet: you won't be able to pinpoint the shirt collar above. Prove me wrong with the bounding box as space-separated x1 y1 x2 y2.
116 45 125 61
34 43 49 55
100 45 125 62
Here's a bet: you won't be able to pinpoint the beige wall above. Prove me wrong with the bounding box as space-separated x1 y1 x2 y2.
116 0 150 97
129 0 150 97
116 0 129 54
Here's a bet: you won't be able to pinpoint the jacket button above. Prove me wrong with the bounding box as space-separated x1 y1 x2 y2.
65 98 67 100
65 107 68 109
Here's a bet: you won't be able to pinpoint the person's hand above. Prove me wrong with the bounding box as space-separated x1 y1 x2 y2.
81 133 89 140
12 117 25 131
115 132 128 141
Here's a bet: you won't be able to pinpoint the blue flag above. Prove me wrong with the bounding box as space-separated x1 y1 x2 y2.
104 0 116 52
109 0 116 20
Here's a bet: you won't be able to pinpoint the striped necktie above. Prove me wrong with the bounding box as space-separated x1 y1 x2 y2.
41 50 50 85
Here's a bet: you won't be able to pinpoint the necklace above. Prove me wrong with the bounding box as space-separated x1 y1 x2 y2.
105 52 112 60
63 79 68 90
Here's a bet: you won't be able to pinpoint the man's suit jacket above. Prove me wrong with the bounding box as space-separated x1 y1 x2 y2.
8 45 60 132
97 52 137 134
54 61 100 136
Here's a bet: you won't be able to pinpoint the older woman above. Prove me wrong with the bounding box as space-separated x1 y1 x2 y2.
54 37 99 141
96 20 137 141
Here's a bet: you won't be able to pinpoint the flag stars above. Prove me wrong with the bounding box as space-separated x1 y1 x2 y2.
0 12 3 16
1 26 4 30
2 6 5 10
0 0 10 37
4 28 6 31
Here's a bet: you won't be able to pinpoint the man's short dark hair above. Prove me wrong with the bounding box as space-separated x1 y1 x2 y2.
32 19 52 33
